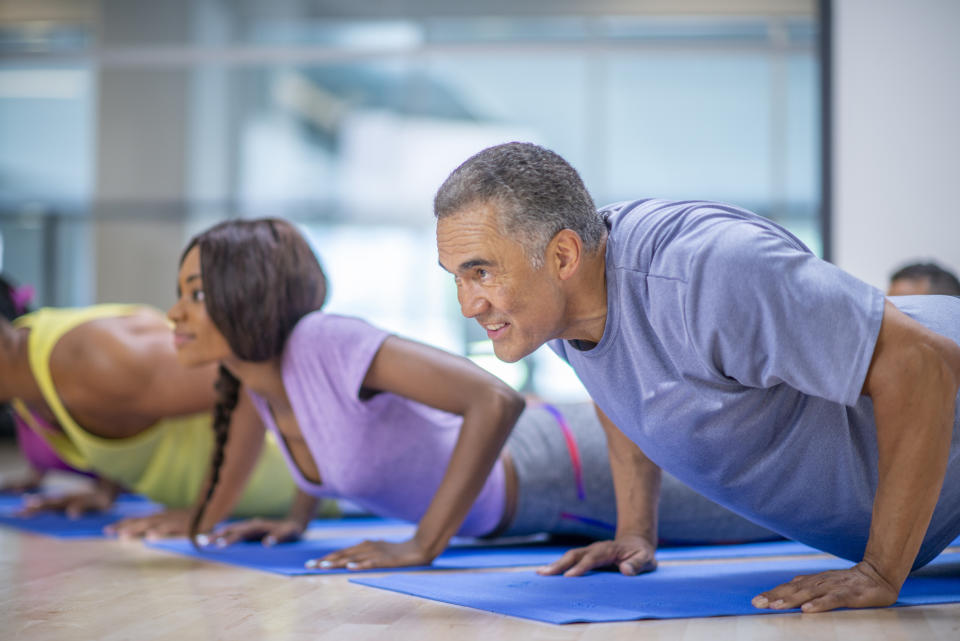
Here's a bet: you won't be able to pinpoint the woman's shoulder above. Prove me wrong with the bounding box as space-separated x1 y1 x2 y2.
282 312 392 396
285 312 391 372
288 311 382 344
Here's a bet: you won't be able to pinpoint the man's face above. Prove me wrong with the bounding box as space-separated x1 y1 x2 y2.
437 202 565 363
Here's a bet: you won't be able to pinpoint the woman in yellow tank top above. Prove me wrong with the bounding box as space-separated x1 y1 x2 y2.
0 274 318 538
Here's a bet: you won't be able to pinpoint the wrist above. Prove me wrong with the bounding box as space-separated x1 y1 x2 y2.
860 554 908 591
412 529 448 560
615 526 657 548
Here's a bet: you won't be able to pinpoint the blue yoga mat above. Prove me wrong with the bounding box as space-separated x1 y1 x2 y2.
656 539 820 560
146 535 571 574
0 493 409 540
143 532 872 575
0 494 160 538
350 551 960 624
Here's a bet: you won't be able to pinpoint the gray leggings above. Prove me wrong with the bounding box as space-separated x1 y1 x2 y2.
501 402 780 544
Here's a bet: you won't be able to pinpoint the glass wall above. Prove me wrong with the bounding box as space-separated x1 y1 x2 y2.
0 0 820 400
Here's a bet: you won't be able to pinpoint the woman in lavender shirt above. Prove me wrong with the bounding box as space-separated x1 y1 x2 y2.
170 218 775 570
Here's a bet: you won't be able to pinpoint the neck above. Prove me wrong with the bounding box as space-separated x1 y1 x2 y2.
0 325 41 401
221 356 289 407
559 239 609 345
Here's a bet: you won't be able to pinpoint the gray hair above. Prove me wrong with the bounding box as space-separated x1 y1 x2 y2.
434 142 606 268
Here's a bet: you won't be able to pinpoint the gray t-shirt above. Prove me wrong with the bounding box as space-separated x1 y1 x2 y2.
550 199 960 567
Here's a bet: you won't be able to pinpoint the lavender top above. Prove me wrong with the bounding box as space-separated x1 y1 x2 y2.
247 312 506 537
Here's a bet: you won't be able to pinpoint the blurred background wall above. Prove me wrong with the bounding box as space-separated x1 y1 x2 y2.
4 0 951 399
832 0 960 288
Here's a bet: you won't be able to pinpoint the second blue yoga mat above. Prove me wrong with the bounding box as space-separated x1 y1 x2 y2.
0 492 409 539
146 536 571 574
350 551 960 623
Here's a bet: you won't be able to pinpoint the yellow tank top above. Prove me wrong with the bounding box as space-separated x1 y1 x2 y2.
12 305 299 517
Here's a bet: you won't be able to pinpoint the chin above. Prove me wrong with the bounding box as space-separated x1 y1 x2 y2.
492 341 531 364
174 350 206 369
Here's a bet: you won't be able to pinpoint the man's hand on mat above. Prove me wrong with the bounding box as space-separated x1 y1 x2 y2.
751 561 899 613
308 538 433 570
536 535 657 577
105 508 192 540
203 519 305 548
18 489 115 519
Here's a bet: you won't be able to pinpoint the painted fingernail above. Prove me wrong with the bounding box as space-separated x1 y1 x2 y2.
215 538 227 548
264 536 276 546
772 599 785 608
196 534 210 546
305 559 318 568
319 560 333 568
346 562 360 570
754 597 768 607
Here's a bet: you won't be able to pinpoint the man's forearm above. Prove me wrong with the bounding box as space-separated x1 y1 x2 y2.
861 303 960 588
595 404 660 544
864 357 956 587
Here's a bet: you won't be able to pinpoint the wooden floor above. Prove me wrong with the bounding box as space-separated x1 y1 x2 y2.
2 445 959 641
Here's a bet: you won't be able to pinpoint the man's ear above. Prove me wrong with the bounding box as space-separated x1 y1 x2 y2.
549 229 583 281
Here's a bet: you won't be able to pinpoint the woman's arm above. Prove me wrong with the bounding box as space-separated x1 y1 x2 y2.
193 391 268 533
106 392 268 538
206 489 321 547
21 476 123 517
317 336 525 569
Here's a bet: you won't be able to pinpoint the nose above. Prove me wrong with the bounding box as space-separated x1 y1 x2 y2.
458 282 489 319
167 297 184 323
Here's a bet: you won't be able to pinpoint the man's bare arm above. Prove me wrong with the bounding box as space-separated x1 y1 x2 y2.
538 403 661 577
754 300 960 612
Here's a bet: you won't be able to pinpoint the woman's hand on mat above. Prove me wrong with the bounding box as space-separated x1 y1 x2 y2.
19 488 115 519
0 469 45 494
751 561 899 613
308 538 434 571
205 519 305 548
105 508 192 540
536 535 658 577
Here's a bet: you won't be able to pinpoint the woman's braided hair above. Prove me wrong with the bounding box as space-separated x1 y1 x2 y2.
182 219 327 545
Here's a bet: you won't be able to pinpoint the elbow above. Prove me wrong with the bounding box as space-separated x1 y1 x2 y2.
917 336 960 401
871 337 960 411
480 381 526 428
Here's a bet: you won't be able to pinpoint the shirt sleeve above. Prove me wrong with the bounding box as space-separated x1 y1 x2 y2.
285 312 391 401
680 220 885 406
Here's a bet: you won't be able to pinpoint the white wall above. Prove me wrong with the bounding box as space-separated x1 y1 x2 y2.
833 0 960 289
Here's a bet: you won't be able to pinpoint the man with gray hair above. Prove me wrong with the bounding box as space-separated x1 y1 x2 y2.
434 141 960 614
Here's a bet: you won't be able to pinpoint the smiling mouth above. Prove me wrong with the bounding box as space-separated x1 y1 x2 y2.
482 322 510 339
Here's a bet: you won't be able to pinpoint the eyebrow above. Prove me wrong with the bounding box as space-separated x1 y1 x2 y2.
184 274 201 284
438 258 495 274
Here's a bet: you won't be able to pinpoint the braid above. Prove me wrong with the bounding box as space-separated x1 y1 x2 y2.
189 364 240 548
